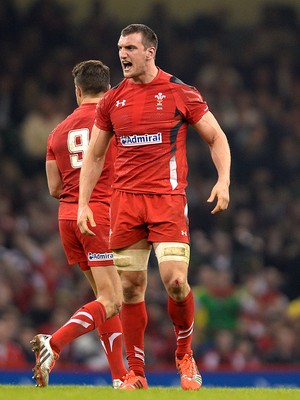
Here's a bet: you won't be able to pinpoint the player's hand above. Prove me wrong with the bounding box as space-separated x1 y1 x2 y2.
207 181 230 214
77 205 96 236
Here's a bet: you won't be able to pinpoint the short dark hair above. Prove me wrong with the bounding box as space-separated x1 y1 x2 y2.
72 60 110 95
121 24 158 51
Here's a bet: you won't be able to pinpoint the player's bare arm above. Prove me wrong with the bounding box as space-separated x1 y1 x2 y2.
193 111 231 214
46 160 64 199
78 125 113 235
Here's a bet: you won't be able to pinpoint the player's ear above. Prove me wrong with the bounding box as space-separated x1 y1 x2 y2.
146 47 156 60
75 85 82 97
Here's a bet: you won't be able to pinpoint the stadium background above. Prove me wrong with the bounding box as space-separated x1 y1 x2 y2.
1 0 300 387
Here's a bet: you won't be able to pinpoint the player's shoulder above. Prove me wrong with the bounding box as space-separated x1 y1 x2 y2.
105 79 126 96
111 79 126 91
50 113 68 134
170 75 191 87
98 81 116 101
50 106 82 136
169 75 197 92
50 116 66 137
159 68 198 91
98 79 127 110
163 71 205 106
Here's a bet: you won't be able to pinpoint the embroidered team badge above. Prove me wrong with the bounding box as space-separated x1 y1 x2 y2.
155 92 166 110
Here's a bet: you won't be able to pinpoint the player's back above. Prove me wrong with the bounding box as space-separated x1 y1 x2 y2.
47 103 114 205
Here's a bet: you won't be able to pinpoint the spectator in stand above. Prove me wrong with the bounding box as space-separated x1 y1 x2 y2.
0 309 27 368
194 269 240 337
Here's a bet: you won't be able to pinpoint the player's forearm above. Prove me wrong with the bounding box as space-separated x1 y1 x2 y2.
209 132 231 186
46 160 64 199
79 153 104 207
47 180 63 198
49 187 63 199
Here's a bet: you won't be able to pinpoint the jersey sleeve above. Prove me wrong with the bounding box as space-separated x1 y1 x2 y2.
95 94 113 132
177 85 209 125
46 131 56 161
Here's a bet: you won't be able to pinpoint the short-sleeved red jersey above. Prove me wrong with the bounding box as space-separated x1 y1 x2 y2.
95 68 208 194
47 103 115 221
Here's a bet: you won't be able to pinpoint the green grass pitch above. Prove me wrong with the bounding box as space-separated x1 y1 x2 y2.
0 386 300 400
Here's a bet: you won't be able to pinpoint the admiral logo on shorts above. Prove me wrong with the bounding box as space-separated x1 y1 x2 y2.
88 252 113 261
121 132 162 146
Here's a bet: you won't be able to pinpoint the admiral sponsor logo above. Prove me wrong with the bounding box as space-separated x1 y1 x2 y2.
88 252 113 261
121 132 162 146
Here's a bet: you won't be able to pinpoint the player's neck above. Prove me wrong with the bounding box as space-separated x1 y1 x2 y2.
80 96 101 105
131 66 159 84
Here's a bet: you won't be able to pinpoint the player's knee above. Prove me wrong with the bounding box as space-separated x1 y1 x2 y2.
155 242 190 300
166 275 189 300
113 299 122 315
122 285 140 303
104 297 122 318
96 287 122 318
120 271 147 303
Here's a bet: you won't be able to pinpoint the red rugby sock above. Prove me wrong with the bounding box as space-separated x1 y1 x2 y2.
121 301 148 377
50 300 106 353
168 290 195 359
98 314 127 380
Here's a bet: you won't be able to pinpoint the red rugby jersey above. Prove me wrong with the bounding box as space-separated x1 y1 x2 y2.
46 103 115 220
95 68 208 194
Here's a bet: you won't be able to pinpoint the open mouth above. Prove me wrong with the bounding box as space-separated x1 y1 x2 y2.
122 61 132 71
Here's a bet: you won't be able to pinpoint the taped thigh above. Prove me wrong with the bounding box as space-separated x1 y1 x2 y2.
113 248 151 271
155 242 190 265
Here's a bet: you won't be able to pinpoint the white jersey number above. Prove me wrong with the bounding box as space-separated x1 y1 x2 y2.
68 128 89 168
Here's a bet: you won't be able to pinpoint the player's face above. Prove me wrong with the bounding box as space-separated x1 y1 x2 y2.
118 33 150 81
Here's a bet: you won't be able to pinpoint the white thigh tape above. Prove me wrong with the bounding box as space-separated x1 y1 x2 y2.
113 248 151 271
155 242 190 265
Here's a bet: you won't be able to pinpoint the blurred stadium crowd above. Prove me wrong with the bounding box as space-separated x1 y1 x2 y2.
1 0 300 371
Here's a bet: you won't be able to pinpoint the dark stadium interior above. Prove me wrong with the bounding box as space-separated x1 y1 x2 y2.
0 0 300 372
